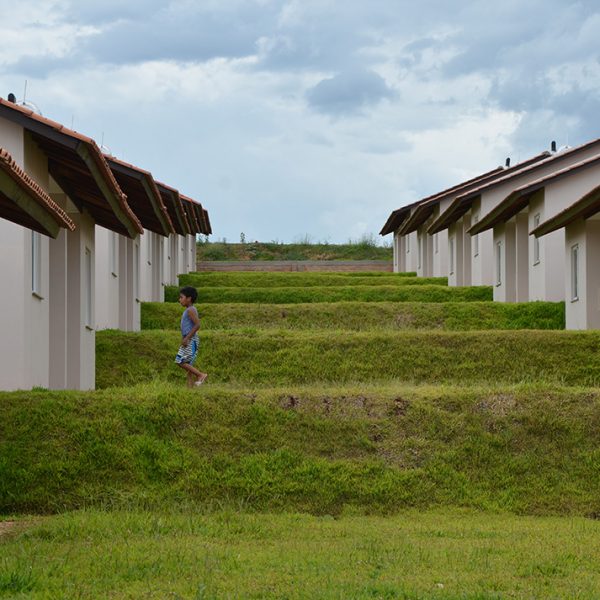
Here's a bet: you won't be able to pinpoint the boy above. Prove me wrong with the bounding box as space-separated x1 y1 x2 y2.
175 286 208 387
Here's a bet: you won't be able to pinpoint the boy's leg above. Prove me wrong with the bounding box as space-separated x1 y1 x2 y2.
179 363 208 385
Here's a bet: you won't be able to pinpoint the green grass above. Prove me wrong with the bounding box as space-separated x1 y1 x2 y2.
197 239 393 261
164 284 493 303
96 329 600 388
142 301 565 331
2 509 600 598
179 272 446 288
2 383 600 516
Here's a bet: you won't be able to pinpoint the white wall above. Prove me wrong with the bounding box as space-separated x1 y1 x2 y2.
95 227 120 330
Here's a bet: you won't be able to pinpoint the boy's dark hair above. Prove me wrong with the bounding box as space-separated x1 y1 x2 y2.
179 286 198 303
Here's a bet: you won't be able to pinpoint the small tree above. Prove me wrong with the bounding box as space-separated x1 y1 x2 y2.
240 232 246 244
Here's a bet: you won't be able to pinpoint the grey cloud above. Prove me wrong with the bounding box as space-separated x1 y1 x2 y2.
306 68 395 115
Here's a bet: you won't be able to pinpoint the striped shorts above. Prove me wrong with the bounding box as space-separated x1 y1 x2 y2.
175 334 199 365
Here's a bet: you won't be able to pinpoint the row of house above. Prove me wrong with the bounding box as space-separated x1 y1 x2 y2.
381 138 600 330
0 95 211 392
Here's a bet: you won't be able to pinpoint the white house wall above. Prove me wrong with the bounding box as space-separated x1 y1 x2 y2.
95 226 120 330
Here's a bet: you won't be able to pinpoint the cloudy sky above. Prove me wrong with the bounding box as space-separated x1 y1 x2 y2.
1 1 599 243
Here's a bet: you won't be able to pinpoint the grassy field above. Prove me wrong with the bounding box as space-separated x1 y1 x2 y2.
179 272 445 288
3 268 600 598
2 383 600 515
2 509 600 598
142 301 565 331
164 284 493 303
96 329 600 388
197 238 393 261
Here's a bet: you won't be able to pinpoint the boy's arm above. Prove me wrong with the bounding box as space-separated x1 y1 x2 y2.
182 306 201 343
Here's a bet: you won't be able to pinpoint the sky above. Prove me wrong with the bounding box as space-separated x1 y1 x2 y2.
1 1 599 244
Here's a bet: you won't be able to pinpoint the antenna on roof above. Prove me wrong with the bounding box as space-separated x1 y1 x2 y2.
505 157 511 168
100 132 112 156
551 140 557 153
19 79 42 115
71 115 74 129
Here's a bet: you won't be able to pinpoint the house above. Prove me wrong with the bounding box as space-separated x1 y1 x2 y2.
428 140 600 292
531 184 600 329
0 96 142 390
469 150 600 302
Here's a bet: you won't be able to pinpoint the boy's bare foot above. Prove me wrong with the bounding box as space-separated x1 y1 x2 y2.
194 374 208 387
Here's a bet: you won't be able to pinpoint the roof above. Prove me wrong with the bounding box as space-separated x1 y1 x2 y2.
0 97 143 238
155 181 190 235
0 147 76 237
379 205 414 235
469 153 600 236
104 154 174 236
180 195 201 234
180 194 211 235
429 139 600 235
530 184 600 238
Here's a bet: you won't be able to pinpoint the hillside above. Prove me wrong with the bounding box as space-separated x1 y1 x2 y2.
197 239 393 261
2 269 600 598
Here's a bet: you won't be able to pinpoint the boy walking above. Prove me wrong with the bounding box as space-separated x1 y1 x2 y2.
175 286 208 387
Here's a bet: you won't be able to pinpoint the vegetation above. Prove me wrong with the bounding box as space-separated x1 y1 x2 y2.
2 383 600 516
164 284 493 303
196 236 393 261
96 329 600 388
2 509 600 598
179 272 447 288
142 300 565 331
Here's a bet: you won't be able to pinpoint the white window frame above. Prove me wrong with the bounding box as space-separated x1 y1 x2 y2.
417 235 422 269
146 232 152 266
473 214 479 257
31 231 42 297
134 241 140 302
110 232 118 277
85 247 93 328
434 233 439 254
406 235 410 254
449 237 455 275
496 241 502 287
571 244 579 302
533 214 541 265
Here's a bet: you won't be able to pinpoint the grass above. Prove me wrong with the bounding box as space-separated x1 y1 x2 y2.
164 284 493 303
179 272 446 288
2 509 600 598
197 239 393 261
95 329 600 388
2 383 600 516
141 301 565 331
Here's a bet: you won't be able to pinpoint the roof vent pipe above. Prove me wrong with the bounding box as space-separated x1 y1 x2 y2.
505 157 511 168
551 140 557 153
7 93 16 103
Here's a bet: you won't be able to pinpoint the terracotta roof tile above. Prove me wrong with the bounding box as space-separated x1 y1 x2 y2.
0 147 76 234
0 97 143 237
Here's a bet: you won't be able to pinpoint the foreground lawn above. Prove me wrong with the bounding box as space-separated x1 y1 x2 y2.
2 509 600 598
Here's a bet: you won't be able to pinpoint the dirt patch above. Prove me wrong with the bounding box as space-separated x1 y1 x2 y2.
0 521 19 539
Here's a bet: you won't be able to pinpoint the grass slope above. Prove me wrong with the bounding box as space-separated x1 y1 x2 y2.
142 301 565 331
2 384 600 516
164 284 493 303
2 510 600 598
179 273 446 288
96 329 600 388
197 240 393 261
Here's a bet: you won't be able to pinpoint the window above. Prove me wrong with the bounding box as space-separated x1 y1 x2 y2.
406 235 410 254
85 247 93 328
110 232 118 277
449 237 455 274
533 214 541 264
146 233 152 266
473 214 479 257
435 233 439 254
31 231 41 296
134 242 140 301
496 241 502 286
571 244 579 302
417 236 422 269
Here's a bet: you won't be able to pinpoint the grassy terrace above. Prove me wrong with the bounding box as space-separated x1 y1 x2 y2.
164 284 493 303
142 300 565 331
2 268 600 598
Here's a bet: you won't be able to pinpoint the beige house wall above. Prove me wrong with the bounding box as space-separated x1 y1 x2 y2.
564 219 600 330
